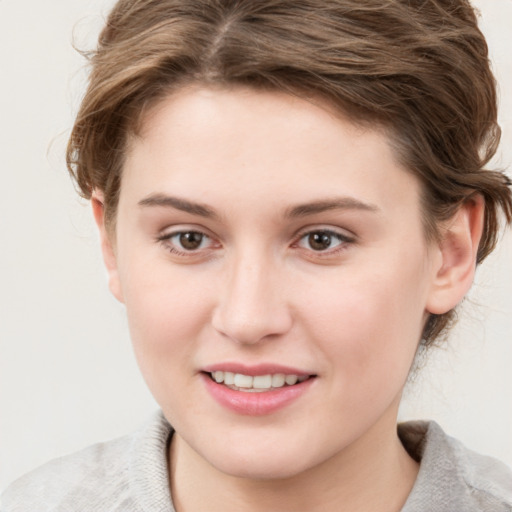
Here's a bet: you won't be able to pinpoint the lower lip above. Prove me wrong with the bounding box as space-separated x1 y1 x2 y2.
201 374 315 416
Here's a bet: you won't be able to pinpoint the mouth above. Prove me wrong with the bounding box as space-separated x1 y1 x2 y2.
201 366 317 415
206 371 315 392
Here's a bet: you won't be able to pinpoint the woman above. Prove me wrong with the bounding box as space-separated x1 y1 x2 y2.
2 0 511 510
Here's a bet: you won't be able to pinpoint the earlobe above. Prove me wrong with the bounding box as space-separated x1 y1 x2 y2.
426 196 485 315
91 191 125 303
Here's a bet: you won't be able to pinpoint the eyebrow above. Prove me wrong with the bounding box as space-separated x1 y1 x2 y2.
284 197 379 218
138 194 218 219
138 194 379 219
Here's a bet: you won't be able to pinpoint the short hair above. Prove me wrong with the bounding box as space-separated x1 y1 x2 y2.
67 0 512 344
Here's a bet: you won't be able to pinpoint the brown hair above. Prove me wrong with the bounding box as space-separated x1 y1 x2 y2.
67 0 512 344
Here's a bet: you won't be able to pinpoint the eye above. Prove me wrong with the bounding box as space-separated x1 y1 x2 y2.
157 229 215 254
174 231 207 250
296 229 353 253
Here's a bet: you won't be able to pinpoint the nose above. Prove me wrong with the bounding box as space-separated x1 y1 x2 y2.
211 250 293 345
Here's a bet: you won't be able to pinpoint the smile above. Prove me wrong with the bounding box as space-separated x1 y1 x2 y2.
203 370 316 415
210 371 310 392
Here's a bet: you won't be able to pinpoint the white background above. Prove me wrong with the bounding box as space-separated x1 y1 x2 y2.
0 0 511 491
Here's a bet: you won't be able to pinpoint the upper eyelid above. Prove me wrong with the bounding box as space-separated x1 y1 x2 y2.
156 227 214 248
157 230 219 257
157 224 215 239
293 225 356 241
292 227 357 256
295 231 353 248
155 225 356 249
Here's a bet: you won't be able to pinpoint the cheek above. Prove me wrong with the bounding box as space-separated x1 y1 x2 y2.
301 257 429 378
305 287 421 422
119 263 213 388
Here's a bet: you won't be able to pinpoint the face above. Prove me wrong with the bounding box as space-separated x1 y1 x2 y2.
107 86 442 479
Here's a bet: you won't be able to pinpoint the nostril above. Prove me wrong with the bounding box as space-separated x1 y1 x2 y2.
211 308 294 346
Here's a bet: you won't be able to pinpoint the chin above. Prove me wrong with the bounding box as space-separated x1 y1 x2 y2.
210 452 312 481
195 432 326 481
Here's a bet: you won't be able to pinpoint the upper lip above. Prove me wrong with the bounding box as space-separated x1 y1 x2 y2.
201 362 314 377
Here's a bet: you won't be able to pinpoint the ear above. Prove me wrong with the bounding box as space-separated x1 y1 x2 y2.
426 195 484 315
91 191 124 303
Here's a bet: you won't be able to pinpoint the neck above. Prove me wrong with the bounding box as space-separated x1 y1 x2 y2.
168 411 419 512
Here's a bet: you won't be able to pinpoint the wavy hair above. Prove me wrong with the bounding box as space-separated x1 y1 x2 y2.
67 0 512 343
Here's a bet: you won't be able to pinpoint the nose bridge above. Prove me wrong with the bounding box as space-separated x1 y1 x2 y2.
212 243 292 344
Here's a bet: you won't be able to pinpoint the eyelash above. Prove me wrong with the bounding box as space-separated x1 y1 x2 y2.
156 228 355 258
293 229 355 256
156 230 217 257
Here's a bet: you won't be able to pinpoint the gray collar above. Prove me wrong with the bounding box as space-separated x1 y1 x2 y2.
399 420 512 511
128 412 512 512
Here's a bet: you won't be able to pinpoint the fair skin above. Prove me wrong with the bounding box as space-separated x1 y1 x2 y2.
93 86 483 512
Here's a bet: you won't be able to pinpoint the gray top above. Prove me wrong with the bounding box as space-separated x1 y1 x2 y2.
2 410 511 511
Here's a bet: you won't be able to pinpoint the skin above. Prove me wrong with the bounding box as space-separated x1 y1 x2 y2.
93 86 483 511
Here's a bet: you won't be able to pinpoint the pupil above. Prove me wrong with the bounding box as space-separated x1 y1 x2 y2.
180 232 203 250
309 232 332 251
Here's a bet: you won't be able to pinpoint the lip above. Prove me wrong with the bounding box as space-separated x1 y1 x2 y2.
201 362 312 377
200 370 315 416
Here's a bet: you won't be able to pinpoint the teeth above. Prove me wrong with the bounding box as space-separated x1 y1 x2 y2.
253 375 272 389
234 374 253 388
271 373 285 387
285 375 298 386
210 371 310 391
224 371 235 385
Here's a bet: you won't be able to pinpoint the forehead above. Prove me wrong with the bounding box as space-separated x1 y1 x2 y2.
122 86 422 219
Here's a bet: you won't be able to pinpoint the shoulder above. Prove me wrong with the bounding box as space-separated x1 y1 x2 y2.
448 429 512 510
1 433 134 512
0 411 174 512
400 421 512 512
